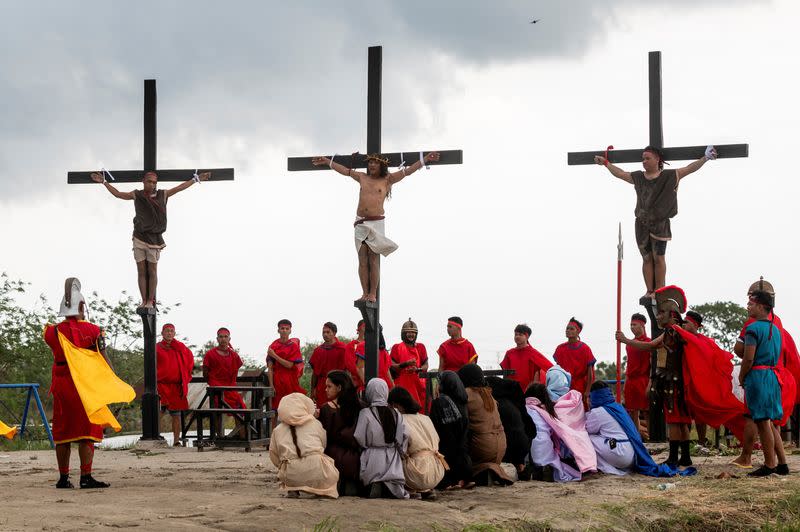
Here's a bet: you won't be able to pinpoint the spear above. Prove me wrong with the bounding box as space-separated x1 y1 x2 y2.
616 222 623 402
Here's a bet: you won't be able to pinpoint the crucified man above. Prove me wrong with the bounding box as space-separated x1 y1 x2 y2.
311 152 439 302
90 170 210 308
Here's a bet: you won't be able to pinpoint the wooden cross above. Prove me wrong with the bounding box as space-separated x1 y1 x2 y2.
67 80 235 441
567 51 749 165
287 46 463 381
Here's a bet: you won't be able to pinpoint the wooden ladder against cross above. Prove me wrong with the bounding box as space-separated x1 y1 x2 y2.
288 46 463 382
67 80 235 441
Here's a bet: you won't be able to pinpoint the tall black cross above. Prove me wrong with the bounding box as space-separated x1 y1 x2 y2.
67 79 235 440
567 51 749 165
288 46 463 382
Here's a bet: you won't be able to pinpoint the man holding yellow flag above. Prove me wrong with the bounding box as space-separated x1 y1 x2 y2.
43 278 135 489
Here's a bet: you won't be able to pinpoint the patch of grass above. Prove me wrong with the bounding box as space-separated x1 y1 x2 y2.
462 519 552 532
310 516 339 532
0 438 53 451
361 521 403 532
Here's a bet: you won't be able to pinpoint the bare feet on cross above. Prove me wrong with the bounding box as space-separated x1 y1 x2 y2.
366 294 377 303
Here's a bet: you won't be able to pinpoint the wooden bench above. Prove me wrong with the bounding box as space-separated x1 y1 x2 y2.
181 374 275 452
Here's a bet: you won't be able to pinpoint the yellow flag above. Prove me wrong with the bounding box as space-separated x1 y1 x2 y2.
0 420 17 440
57 330 136 432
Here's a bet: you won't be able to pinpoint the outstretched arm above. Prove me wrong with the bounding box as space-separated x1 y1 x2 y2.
676 146 716 180
166 172 211 199
616 331 663 350
594 157 633 184
312 156 362 182
387 152 440 184
90 172 134 200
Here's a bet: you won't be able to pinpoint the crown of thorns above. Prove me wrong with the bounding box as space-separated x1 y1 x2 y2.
365 153 389 165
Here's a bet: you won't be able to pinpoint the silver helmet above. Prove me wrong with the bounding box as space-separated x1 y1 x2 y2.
58 277 86 317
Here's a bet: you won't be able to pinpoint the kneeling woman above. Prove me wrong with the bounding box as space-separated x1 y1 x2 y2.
525 383 597 482
586 382 635 475
457 364 513 486
318 370 364 496
388 386 447 498
269 393 339 498
354 379 409 498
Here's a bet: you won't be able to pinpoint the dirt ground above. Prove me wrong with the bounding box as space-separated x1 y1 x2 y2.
1 446 799 531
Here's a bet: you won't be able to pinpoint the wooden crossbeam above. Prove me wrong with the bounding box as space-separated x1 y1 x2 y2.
287 150 462 172
568 144 748 166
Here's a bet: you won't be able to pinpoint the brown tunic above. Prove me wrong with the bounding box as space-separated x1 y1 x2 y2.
631 169 678 240
132 189 168 246
464 387 512 483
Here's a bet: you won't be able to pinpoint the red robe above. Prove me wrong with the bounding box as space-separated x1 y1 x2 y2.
343 339 365 392
356 342 394 391
268 338 306 409
437 338 478 372
202 347 246 409
156 339 195 411
390 342 428 405
499 345 553 392
44 319 105 444
553 341 596 396
624 335 651 411
309 341 346 408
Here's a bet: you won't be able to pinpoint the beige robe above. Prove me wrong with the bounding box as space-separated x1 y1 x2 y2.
402 413 447 492
465 387 512 482
269 393 339 498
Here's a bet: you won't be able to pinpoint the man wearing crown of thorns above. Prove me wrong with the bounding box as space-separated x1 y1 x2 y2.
312 152 439 302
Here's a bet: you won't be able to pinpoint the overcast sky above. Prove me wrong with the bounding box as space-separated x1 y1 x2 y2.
2 0 797 368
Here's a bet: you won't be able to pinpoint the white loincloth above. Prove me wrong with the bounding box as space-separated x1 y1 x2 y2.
354 217 398 257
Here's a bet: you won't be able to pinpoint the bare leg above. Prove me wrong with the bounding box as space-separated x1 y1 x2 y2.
366 249 379 302
755 420 776 468
773 425 787 465
136 261 148 305
357 245 370 300
56 443 71 472
653 254 667 290
146 261 158 306
628 408 640 433
78 440 94 473
732 419 756 467
696 423 708 445
171 414 182 446
641 255 655 296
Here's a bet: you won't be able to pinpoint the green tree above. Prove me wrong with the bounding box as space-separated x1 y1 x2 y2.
690 301 747 352
595 359 625 382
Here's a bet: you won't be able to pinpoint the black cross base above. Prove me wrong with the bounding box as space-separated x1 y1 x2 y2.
136 306 162 440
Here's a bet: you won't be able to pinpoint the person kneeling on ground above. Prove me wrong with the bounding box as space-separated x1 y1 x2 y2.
588 382 697 478
269 393 339 498
388 386 446 499
487 376 536 480
429 371 475 490
354 379 409 499
524 383 597 482
318 370 364 496
457 364 514 486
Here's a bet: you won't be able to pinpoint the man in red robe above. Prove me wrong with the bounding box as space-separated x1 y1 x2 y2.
390 318 428 405
202 327 246 437
156 323 195 446
731 278 798 470
437 316 478 372
553 317 596 408
500 323 552 392
343 320 366 392
267 319 306 411
309 322 347 408
623 313 651 437
43 278 112 489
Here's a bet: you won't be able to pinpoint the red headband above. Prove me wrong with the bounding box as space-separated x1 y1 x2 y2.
448 320 462 329
144 171 158 179
568 320 582 332
162 323 175 332
631 319 646 326
217 328 230 336
685 315 700 328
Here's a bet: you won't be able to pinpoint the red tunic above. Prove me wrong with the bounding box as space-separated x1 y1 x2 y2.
156 339 195 411
390 342 428 405
623 335 651 411
437 338 478 372
553 341 596 396
356 342 394 391
268 338 306 409
309 341 346 408
343 339 365 392
44 319 105 444
202 347 246 409
500 345 553 392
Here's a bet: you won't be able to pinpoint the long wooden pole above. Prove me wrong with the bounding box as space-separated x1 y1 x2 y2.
616 222 623 402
